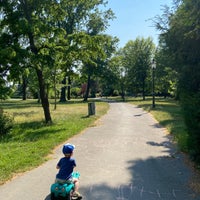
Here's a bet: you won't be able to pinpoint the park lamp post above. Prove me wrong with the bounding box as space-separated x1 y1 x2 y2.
120 67 125 101
151 59 156 108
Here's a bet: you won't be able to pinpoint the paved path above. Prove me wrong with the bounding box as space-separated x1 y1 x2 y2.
0 102 199 200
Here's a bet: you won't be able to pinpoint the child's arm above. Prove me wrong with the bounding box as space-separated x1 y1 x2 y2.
56 158 62 169
56 165 60 169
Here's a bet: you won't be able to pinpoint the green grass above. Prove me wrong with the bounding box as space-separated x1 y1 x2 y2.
0 99 109 184
127 97 189 152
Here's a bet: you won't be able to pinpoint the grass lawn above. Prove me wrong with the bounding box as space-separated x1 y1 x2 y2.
0 99 109 184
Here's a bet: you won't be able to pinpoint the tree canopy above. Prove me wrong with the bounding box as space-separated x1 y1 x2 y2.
120 37 155 99
156 0 200 162
0 0 116 123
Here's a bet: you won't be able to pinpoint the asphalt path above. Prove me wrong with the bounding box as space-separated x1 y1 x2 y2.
0 102 200 200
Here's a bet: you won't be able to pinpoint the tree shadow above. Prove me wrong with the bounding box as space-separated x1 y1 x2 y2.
79 156 200 200
134 112 148 117
0 121 66 143
78 135 200 200
42 134 200 200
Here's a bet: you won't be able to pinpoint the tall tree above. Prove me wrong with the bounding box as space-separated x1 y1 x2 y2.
122 37 155 99
77 8 116 101
154 47 178 98
55 0 114 102
84 35 118 101
156 0 200 162
1 0 114 123
1 0 59 123
100 52 126 99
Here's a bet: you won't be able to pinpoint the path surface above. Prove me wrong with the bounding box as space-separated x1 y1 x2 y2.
0 102 199 200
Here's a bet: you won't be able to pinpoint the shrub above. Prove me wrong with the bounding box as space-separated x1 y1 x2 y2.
112 90 119 96
71 87 81 98
0 108 13 136
181 92 200 163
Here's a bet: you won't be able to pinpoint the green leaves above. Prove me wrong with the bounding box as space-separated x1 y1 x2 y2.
121 37 155 96
1 0 115 120
156 0 200 163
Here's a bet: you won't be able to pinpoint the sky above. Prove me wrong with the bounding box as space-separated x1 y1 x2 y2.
105 0 173 48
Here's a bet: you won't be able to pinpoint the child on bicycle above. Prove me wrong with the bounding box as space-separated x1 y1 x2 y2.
55 143 82 199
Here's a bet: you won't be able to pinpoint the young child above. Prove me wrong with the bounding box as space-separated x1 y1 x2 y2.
55 143 82 199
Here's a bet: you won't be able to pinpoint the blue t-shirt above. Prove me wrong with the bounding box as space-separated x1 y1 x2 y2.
56 157 76 180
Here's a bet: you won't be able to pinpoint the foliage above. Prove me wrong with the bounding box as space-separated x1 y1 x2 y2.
0 0 115 122
154 48 178 98
120 37 155 99
112 90 119 96
71 87 81 98
0 109 13 136
99 55 122 96
156 0 200 163
180 82 200 162
79 34 118 101
0 81 13 100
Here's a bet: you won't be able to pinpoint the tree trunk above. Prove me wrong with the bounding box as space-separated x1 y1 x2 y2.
67 76 71 100
142 79 145 100
121 86 125 101
84 75 91 101
27 16 52 123
22 77 28 100
36 68 52 123
37 91 41 103
60 77 67 102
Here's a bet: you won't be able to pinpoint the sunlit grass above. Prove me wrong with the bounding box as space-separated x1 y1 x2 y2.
0 99 109 184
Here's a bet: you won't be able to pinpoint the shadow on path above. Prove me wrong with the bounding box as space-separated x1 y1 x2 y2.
79 136 200 200
79 155 200 200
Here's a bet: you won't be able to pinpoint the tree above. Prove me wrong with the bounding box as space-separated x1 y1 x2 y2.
156 0 200 162
78 9 116 101
53 0 115 102
154 47 178 98
1 0 114 123
121 37 155 99
1 0 59 123
101 52 126 99
0 18 27 100
79 34 118 101
0 78 13 101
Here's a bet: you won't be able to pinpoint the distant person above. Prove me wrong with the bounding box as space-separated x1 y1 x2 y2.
55 143 82 199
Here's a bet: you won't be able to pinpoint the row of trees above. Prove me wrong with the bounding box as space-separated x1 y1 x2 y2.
155 0 200 163
0 0 118 123
0 0 176 124
2 1 166 123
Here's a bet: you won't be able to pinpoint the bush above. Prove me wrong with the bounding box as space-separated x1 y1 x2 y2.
112 90 119 96
181 92 200 163
71 87 81 98
0 108 13 136
178 63 200 163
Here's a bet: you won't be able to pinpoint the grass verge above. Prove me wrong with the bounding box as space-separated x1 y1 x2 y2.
0 99 109 184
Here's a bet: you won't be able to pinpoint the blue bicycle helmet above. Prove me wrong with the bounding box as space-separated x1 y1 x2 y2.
62 143 75 154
